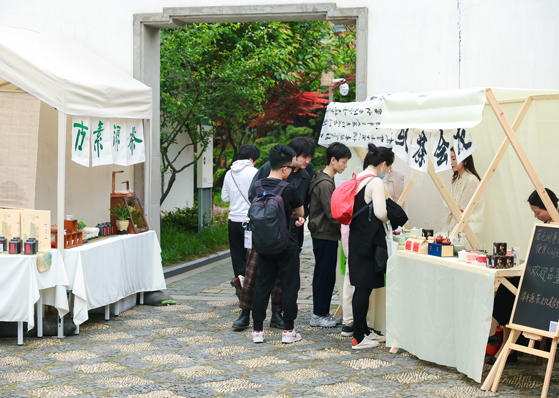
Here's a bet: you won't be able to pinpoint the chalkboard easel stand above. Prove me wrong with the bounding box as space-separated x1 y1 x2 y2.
482 328 558 398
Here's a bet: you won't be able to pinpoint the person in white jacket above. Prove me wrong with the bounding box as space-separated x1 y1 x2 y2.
221 145 260 290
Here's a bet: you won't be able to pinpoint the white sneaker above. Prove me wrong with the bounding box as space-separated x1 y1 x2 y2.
252 329 264 343
366 330 386 343
282 329 302 344
351 337 380 350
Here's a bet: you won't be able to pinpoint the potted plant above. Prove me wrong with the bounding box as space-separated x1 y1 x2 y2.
110 203 130 231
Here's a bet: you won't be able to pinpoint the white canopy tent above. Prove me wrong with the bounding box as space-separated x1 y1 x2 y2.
0 26 152 256
320 87 559 256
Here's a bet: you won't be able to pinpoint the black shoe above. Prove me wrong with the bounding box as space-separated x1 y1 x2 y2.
270 312 284 329
232 310 250 330
341 325 354 337
488 334 499 346
230 278 241 300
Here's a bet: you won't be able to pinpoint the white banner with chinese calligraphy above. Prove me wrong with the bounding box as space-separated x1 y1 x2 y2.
110 118 127 166
90 118 112 167
408 130 430 172
125 119 145 165
393 128 412 162
318 98 394 148
71 117 91 167
431 129 453 173
452 128 478 165
70 117 145 167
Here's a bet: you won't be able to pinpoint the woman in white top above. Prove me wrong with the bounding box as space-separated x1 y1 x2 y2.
442 148 484 235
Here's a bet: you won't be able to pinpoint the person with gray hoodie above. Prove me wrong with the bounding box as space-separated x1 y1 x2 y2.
221 145 260 293
308 142 352 327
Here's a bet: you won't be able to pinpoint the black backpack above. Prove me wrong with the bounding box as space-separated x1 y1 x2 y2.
246 180 290 255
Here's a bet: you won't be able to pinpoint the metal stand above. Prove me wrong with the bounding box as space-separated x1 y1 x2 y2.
36 294 43 338
198 187 213 234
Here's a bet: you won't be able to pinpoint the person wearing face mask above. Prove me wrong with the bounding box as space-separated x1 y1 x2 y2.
486 188 559 364
442 148 484 235
348 143 394 349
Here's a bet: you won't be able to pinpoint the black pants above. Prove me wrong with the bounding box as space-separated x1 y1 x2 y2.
252 248 300 331
352 286 373 343
228 220 247 277
312 238 338 316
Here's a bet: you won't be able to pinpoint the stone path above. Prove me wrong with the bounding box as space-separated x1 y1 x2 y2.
0 235 557 397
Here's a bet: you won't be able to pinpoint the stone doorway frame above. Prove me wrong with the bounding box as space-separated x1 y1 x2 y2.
133 4 368 235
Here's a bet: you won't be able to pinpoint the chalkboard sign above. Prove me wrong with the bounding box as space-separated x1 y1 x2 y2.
511 223 559 334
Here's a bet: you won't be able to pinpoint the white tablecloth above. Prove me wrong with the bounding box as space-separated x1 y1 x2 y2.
386 250 521 383
0 249 69 330
63 231 166 325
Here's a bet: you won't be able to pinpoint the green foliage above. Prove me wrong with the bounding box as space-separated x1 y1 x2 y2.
161 207 198 233
160 224 229 266
160 21 356 199
110 203 130 221
77 221 86 231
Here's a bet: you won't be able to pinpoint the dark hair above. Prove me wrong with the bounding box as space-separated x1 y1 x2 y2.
238 144 260 161
326 142 352 163
269 144 297 170
528 188 558 210
363 143 394 170
451 148 481 183
288 137 315 158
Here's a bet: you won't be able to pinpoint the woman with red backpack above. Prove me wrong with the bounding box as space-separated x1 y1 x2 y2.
349 143 394 349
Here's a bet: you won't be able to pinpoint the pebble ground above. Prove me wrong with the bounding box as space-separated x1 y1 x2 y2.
0 238 557 397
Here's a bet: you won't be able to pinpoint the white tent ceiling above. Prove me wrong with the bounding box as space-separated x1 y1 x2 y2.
0 26 152 119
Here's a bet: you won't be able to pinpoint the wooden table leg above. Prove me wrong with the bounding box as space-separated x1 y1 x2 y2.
389 347 399 354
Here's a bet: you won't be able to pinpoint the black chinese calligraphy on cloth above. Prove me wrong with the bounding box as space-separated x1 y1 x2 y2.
512 224 559 333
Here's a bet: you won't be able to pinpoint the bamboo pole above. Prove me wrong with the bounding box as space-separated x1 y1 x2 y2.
486 88 559 223
451 96 534 236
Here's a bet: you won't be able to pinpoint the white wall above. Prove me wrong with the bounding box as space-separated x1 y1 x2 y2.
3 0 559 234
160 131 194 212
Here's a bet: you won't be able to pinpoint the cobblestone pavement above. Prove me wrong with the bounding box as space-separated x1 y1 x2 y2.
1 240 558 397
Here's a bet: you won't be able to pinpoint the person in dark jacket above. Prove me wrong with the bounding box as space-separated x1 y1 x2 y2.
349 143 394 350
308 142 351 328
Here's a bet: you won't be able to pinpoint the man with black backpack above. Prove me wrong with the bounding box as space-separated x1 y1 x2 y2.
247 145 305 344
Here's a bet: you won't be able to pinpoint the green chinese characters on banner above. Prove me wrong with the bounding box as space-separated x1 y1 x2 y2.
71 117 90 167
91 118 113 167
125 120 145 165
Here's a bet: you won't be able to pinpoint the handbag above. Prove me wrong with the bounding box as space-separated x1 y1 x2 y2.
384 223 398 258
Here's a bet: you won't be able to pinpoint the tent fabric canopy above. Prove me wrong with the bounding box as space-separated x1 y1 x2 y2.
0 26 152 119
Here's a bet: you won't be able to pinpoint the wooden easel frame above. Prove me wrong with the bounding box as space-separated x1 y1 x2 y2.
482 223 559 398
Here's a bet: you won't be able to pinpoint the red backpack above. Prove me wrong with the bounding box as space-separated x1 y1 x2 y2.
331 173 377 225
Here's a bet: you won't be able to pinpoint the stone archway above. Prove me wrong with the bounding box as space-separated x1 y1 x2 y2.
133 4 368 235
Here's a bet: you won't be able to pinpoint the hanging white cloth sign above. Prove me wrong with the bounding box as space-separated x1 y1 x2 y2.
90 118 112 167
431 129 453 173
408 130 429 172
110 119 127 166
393 128 412 162
452 128 478 164
125 119 145 165
71 117 90 167
318 99 394 148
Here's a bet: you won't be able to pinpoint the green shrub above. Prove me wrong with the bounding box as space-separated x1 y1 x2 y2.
161 207 198 233
160 224 229 266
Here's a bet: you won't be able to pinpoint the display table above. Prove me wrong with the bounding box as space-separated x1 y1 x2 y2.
386 250 523 382
0 249 69 344
63 231 166 326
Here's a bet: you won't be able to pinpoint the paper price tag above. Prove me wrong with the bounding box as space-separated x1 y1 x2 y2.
244 230 252 249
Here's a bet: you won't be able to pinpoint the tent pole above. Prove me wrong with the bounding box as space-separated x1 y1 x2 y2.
486 88 559 223
451 96 534 237
144 119 150 225
57 111 67 258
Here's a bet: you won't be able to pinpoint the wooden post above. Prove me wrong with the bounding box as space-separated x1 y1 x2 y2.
485 88 559 223
451 96 534 236
427 159 480 247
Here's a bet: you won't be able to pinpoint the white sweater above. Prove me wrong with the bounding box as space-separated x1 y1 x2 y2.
221 160 258 222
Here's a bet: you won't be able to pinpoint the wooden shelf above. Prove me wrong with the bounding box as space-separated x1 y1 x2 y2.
54 231 82 249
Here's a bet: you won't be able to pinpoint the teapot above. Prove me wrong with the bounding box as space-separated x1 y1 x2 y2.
435 235 444 244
